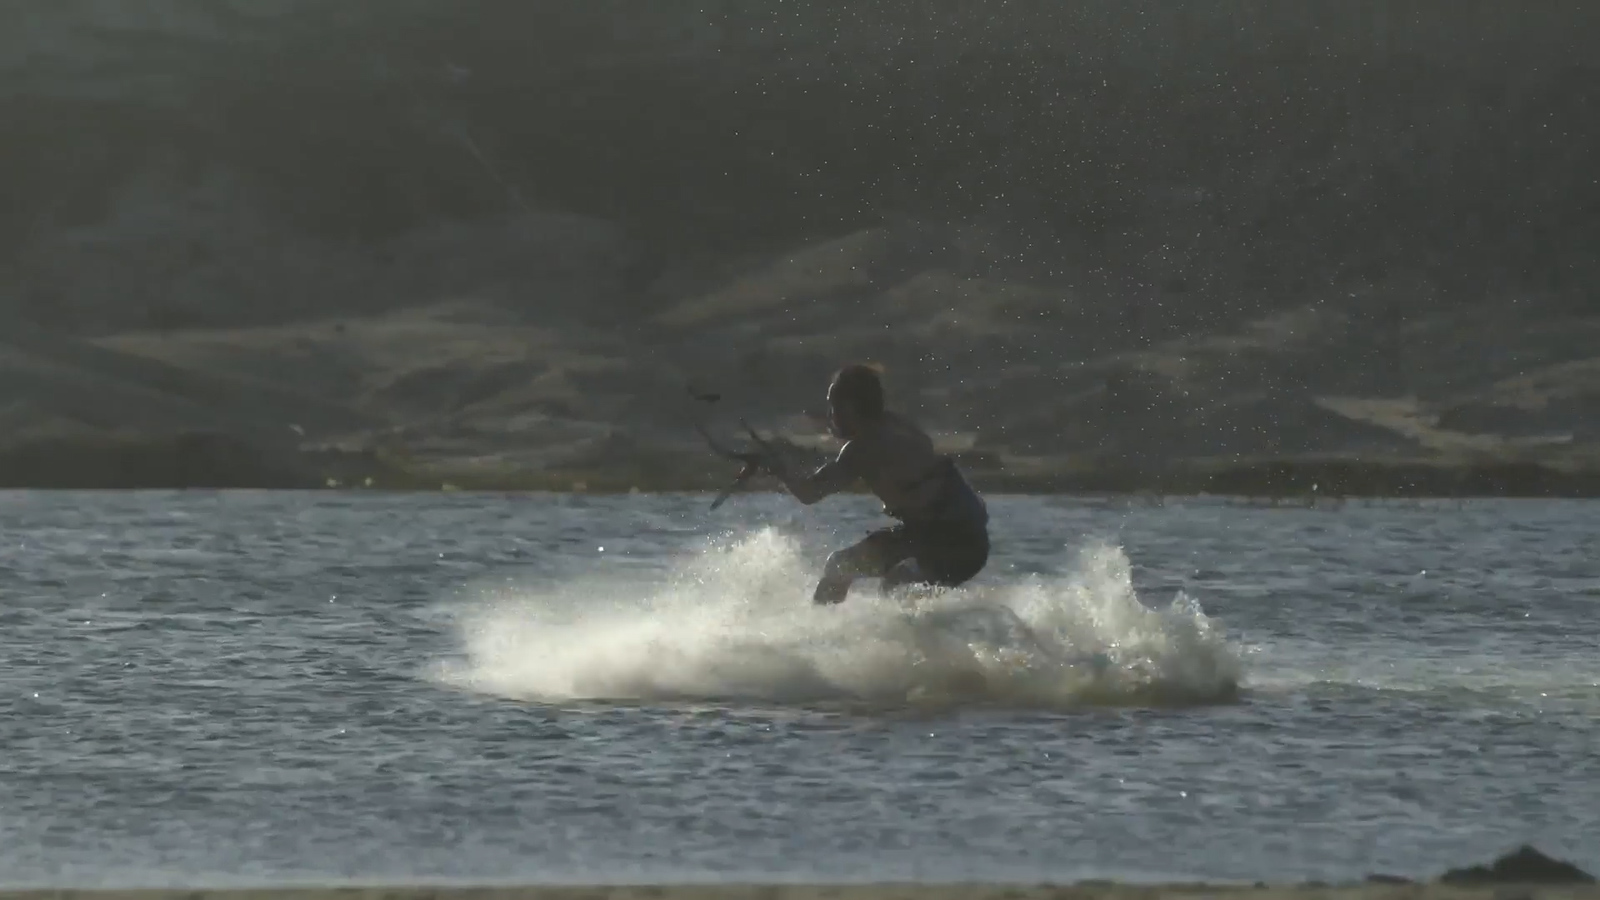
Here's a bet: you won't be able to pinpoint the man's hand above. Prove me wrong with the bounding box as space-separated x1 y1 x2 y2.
698 420 792 510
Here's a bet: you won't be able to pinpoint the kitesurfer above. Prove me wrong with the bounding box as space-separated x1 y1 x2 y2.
770 363 991 605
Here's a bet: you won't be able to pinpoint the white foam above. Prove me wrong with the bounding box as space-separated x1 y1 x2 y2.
431 528 1244 710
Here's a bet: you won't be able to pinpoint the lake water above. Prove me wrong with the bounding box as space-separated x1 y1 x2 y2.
1 491 1597 887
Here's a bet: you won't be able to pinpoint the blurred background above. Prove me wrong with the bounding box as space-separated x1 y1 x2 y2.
2 0 1595 490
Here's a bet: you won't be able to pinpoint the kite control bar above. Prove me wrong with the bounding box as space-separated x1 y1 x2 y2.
687 383 784 510
694 418 785 510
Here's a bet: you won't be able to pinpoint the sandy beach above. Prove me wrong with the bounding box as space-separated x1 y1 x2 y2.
5 884 1600 900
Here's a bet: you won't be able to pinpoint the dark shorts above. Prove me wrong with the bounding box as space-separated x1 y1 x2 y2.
850 518 990 588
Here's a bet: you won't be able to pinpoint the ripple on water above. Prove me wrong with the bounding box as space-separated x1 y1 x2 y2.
0 493 1596 886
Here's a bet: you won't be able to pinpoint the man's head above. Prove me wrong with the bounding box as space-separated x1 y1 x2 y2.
827 363 885 439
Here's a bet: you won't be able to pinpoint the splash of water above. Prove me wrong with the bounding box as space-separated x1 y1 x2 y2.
432 528 1243 710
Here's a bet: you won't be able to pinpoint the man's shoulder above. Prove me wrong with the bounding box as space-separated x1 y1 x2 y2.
834 433 886 474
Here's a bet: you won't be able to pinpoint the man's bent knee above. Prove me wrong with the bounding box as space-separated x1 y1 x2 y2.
815 536 905 605
814 549 862 605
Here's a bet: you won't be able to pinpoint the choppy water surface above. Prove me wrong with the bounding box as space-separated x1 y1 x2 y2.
1 491 1597 887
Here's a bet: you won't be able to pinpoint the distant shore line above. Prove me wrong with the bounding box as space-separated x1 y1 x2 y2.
2 431 1599 498
0 846 1593 900
448 458 1600 501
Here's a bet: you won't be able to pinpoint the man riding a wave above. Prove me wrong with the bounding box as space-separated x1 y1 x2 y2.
770 363 991 605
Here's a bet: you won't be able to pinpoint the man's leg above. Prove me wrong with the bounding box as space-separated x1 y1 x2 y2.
907 523 992 591
813 527 913 605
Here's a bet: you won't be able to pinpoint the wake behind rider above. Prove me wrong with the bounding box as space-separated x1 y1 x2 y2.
771 363 990 605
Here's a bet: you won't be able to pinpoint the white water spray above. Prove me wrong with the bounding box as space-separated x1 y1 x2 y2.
432 528 1244 709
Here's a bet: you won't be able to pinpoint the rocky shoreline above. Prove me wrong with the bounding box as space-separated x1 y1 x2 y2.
0 848 1592 900
3 431 1600 499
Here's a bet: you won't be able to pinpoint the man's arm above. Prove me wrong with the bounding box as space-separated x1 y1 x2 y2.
777 442 860 505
